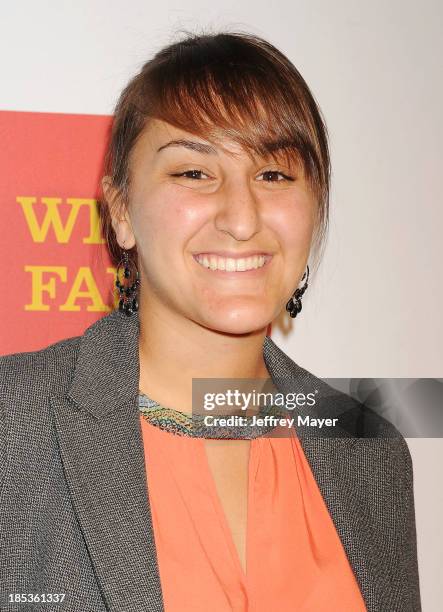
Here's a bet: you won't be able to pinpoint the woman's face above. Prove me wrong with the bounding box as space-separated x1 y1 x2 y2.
106 119 317 335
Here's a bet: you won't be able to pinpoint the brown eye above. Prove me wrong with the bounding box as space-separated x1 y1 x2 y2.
258 170 294 182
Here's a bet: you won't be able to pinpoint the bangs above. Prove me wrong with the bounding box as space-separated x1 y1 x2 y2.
149 77 307 173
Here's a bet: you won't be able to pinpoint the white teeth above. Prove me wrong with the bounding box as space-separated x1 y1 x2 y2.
195 254 268 272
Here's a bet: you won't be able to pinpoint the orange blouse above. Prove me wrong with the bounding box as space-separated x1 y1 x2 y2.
140 415 367 612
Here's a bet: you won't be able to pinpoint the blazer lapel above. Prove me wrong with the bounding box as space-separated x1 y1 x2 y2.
51 309 381 612
263 335 383 611
51 310 164 612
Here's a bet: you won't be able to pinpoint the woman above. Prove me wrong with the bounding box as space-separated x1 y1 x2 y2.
0 31 420 611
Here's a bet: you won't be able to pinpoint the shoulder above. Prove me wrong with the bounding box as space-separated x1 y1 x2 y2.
0 310 126 419
264 335 406 440
0 334 85 460
0 332 84 491
0 333 82 405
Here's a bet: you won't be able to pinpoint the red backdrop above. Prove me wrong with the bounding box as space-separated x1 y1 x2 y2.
0 110 116 355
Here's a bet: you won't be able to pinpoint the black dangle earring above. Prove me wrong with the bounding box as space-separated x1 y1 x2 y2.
116 249 140 316
286 265 310 318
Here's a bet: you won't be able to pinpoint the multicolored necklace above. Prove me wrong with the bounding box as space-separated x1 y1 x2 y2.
138 391 288 439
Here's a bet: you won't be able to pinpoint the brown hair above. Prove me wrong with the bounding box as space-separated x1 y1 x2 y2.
100 29 331 272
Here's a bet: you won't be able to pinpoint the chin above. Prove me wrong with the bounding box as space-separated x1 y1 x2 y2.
199 304 273 336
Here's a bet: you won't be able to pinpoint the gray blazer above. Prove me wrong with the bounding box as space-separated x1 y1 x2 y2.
0 309 421 611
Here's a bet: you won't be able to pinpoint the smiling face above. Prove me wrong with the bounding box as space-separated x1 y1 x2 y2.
104 118 317 335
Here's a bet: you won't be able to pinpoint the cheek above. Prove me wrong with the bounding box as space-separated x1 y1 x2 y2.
267 195 316 254
131 189 207 258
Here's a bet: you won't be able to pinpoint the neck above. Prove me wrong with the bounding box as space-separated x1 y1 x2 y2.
137 298 271 414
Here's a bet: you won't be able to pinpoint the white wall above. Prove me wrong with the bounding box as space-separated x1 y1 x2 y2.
2 1 441 608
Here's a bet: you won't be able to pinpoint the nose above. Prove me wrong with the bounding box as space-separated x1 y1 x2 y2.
214 178 262 241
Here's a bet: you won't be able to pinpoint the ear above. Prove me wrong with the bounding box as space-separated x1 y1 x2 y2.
101 176 136 249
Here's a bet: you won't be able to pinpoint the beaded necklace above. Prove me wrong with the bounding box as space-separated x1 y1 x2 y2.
138 391 288 439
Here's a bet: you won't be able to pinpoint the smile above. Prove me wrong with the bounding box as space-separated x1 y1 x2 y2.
193 253 272 272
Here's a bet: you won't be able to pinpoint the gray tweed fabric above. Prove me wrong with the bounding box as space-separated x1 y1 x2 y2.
0 309 421 611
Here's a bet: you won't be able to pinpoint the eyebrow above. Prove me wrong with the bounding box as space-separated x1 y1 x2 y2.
156 139 218 155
